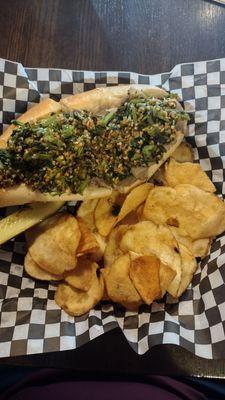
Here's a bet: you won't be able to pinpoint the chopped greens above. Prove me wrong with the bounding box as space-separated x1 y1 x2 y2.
0 94 189 195
99 111 115 126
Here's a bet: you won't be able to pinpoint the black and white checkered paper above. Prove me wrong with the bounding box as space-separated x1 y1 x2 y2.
0 58 225 359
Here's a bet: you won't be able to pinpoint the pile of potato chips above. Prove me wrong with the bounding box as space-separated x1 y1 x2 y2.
24 143 225 316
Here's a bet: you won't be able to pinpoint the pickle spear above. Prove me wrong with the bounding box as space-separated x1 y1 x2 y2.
0 201 64 245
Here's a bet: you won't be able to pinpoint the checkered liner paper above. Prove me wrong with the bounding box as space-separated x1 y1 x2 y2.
0 58 225 360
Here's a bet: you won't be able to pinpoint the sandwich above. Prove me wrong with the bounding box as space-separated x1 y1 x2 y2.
0 85 189 207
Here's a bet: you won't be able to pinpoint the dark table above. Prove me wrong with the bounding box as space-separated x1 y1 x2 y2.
0 0 225 378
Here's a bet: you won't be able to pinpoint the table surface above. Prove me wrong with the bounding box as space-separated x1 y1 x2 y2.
1 0 225 378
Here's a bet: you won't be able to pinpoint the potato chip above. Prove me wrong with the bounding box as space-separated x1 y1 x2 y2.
24 252 63 281
77 199 98 231
191 238 212 259
101 281 111 301
128 250 143 261
104 225 129 267
159 262 176 298
89 233 106 261
129 255 161 305
120 221 181 297
129 254 172 300
165 159 216 192
176 244 198 297
64 257 97 291
94 191 125 236
26 213 80 275
117 183 153 223
55 274 104 316
171 142 194 163
76 219 100 256
137 204 145 221
118 210 139 225
119 299 142 311
116 176 144 194
143 184 225 239
103 253 142 310
94 184 151 236
143 187 175 227
169 226 211 259
55 214 81 256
